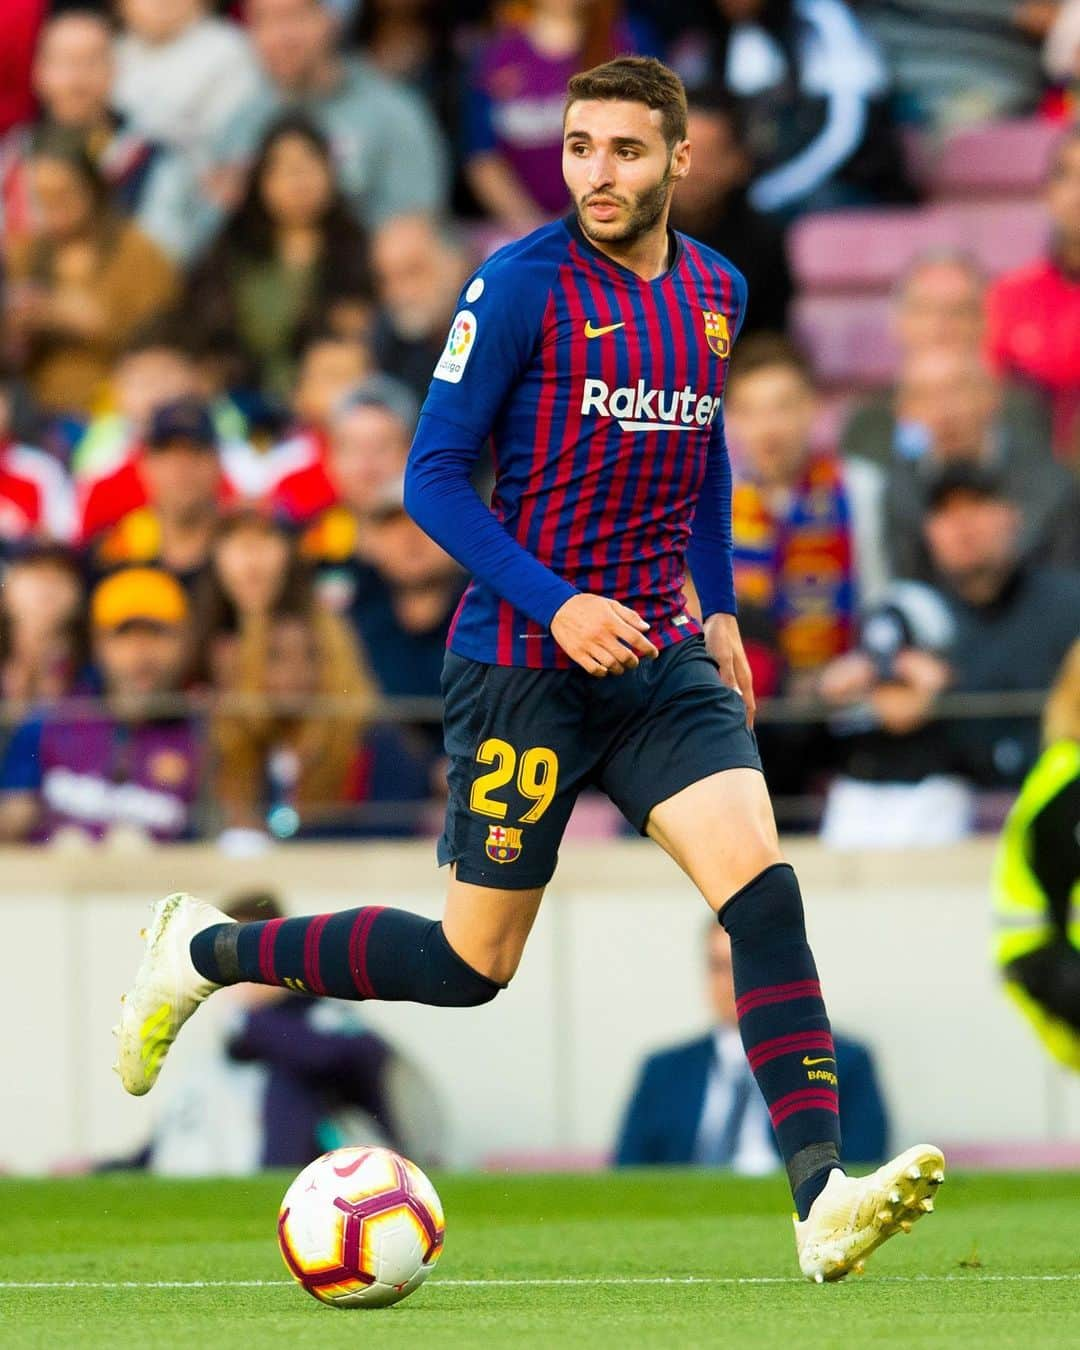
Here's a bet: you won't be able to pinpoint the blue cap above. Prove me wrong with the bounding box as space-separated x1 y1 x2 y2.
146 397 217 451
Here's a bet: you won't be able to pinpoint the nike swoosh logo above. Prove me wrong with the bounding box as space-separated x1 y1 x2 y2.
802 1056 835 1067
584 320 625 338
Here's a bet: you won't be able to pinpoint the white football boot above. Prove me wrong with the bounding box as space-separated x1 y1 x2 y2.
114 892 234 1096
794 1145 945 1282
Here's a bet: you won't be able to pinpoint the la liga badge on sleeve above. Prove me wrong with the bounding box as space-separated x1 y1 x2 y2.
485 824 523 863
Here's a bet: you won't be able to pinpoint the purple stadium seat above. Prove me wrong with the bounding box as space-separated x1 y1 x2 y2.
790 201 1048 294
934 119 1063 198
791 294 898 388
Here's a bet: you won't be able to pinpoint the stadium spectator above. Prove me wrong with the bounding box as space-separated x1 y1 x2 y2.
2 130 178 423
370 214 472 403
0 566 201 844
209 0 448 229
841 252 1052 468
463 0 645 232
820 464 1080 846
670 0 912 218
188 508 311 687
669 90 792 336
984 128 1080 462
0 545 86 706
113 0 261 166
184 114 371 409
89 398 228 592
211 598 377 839
993 641 1080 1071
276 373 414 551
864 0 1055 130
726 336 889 692
614 921 888 1167
349 479 466 702
880 346 1080 584
348 0 460 133
0 378 75 548
100 889 445 1174
0 12 211 264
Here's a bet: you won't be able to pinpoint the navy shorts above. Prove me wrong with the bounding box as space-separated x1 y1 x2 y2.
437 634 762 890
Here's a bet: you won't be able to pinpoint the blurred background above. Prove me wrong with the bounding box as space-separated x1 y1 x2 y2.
0 0 1078 1178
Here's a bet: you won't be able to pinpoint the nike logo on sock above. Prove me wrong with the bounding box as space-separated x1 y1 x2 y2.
802 1056 836 1066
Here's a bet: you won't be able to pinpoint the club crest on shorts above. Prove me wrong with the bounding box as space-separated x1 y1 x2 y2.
702 310 730 358
485 824 523 863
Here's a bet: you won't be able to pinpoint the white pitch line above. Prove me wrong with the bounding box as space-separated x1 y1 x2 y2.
1 1274 1079 1291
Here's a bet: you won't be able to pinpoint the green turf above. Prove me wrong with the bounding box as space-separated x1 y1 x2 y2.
0 1170 1076 1349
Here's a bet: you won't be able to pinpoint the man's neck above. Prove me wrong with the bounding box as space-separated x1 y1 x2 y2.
586 215 673 283
159 512 214 570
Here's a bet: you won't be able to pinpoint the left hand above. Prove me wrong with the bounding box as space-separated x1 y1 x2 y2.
704 612 756 727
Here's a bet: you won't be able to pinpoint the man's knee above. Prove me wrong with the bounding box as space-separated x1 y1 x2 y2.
423 922 505 1007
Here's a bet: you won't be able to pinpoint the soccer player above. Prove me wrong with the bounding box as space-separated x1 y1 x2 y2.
116 56 943 1281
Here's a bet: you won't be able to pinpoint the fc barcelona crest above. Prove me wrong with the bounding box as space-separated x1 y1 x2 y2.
702 310 730 358
485 824 523 864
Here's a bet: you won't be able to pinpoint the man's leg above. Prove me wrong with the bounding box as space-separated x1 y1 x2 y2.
117 877 543 1096
646 768 842 1221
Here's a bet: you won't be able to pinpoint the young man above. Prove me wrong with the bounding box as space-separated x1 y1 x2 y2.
116 56 943 1282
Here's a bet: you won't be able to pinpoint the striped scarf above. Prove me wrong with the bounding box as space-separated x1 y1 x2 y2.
732 451 856 672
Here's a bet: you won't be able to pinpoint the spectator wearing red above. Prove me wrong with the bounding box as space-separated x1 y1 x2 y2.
88 398 232 592
985 128 1080 462
0 378 75 549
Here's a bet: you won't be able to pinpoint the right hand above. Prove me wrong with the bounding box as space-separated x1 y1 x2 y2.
550 594 659 677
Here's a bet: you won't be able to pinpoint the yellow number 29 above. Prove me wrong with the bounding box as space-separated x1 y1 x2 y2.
470 739 559 824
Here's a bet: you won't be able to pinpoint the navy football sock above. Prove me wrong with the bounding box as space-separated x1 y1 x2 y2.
718 863 843 1220
189 907 502 1007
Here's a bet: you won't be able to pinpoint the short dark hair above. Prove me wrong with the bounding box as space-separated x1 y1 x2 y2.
727 333 815 390
565 56 688 150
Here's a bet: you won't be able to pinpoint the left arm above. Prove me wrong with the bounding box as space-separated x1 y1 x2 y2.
688 271 756 723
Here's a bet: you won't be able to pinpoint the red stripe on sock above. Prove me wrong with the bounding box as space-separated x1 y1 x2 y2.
746 1031 835 1071
258 918 286 985
768 1087 840 1130
736 980 822 1017
303 913 331 996
348 907 385 998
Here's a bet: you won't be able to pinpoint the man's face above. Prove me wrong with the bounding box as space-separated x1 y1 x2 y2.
371 216 466 341
923 493 1020 594
246 0 336 91
3 562 81 649
366 512 455 588
34 16 113 126
95 622 185 700
117 351 199 430
896 348 999 461
1047 137 1080 247
725 364 816 485
894 262 984 356
292 339 370 427
563 98 689 247
119 0 203 44
329 406 409 514
141 441 220 521
672 109 746 224
706 926 738 1026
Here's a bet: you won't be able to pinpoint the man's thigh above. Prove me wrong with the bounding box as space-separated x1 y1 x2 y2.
647 768 782 910
442 871 545 986
438 652 594 894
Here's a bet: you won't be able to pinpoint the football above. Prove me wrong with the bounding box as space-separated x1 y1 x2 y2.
277 1146 445 1308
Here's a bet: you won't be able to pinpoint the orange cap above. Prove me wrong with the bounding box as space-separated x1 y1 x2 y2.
91 568 189 631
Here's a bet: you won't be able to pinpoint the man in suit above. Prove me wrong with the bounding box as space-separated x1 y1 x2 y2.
614 923 888 1168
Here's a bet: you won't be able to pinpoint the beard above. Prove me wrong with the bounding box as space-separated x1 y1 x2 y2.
575 167 673 247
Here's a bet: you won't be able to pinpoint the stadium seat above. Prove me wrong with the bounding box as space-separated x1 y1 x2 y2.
934 118 1063 198
928 200 1048 277
791 294 897 388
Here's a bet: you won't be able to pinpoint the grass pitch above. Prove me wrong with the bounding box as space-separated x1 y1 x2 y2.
1 1170 1077 1349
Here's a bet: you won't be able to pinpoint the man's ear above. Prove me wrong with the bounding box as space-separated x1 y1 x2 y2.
671 138 692 182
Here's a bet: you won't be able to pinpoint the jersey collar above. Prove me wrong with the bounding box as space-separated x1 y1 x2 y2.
563 212 682 285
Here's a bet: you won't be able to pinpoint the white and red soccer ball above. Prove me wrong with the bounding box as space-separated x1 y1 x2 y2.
278 1146 445 1308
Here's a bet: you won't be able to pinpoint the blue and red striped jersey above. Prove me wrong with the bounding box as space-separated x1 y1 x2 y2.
406 215 746 668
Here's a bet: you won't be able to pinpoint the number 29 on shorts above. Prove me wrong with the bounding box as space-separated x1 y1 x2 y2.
469 738 559 824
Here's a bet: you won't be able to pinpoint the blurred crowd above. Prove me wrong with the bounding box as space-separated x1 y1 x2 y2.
0 0 1078 848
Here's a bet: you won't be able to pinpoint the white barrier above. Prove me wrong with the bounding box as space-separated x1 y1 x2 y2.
2 838 1077 1173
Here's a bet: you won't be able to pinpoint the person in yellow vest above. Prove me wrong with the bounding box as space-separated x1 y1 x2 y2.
992 640 1080 1069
